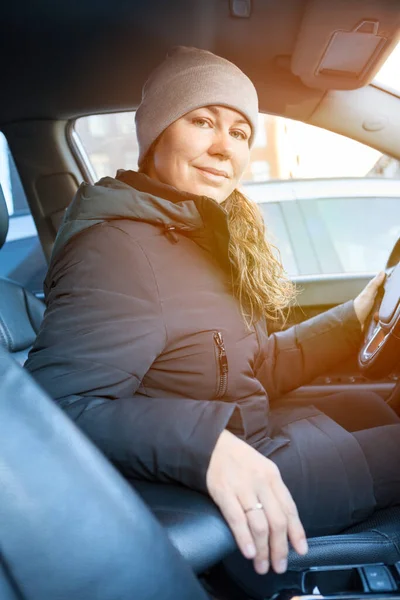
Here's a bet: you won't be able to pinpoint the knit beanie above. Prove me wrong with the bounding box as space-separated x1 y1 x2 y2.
135 46 259 166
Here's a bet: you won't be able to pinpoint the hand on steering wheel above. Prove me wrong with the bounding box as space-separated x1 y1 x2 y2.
358 263 400 379
354 271 386 330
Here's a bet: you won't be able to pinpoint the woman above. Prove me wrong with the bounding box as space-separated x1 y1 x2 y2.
26 46 400 578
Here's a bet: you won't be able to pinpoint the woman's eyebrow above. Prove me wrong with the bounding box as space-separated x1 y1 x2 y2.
206 106 251 128
234 118 251 127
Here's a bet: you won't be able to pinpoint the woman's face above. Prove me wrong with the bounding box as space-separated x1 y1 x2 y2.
146 105 252 203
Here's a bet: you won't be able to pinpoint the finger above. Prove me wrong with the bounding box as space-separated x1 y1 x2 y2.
244 505 270 574
258 488 289 574
377 270 386 282
370 271 386 289
274 480 308 556
217 494 257 561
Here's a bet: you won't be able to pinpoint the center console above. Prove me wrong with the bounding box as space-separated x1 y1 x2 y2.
274 563 400 600
207 560 400 600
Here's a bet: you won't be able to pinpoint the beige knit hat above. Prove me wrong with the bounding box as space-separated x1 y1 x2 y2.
135 46 259 166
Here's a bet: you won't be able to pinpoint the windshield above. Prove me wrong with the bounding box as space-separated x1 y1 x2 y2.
373 40 400 95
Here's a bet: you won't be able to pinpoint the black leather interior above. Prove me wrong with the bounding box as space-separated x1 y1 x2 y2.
0 187 45 364
1 182 399 589
222 506 400 599
0 347 209 600
133 480 236 574
0 277 45 363
291 506 400 568
0 559 18 600
0 185 9 248
133 480 400 575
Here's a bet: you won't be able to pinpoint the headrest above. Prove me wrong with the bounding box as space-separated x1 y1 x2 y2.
0 185 9 250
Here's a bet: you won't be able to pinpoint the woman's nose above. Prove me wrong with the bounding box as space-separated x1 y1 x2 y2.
208 130 233 159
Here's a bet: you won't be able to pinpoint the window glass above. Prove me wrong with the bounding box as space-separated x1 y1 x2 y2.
75 111 400 184
314 197 400 273
252 113 268 148
258 202 298 276
250 160 270 181
75 112 137 179
75 111 400 277
0 132 47 295
373 41 400 96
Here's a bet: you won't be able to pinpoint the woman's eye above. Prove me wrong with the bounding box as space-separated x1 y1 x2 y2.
230 129 248 140
193 118 211 127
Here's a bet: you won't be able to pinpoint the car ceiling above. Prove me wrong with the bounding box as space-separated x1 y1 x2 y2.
0 0 399 126
0 0 326 125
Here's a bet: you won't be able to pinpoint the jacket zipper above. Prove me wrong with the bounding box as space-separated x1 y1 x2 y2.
213 331 228 398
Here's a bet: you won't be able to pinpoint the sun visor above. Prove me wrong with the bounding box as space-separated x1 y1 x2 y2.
291 0 400 90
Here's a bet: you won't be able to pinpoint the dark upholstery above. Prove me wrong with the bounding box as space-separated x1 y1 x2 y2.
0 348 209 600
222 505 400 599
0 186 45 364
289 506 400 568
0 277 44 363
0 185 9 248
0 560 19 600
133 480 236 574
134 481 400 574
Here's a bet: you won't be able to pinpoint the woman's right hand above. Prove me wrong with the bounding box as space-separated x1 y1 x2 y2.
206 429 308 575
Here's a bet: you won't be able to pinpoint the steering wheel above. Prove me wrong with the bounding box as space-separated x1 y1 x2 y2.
358 258 400 380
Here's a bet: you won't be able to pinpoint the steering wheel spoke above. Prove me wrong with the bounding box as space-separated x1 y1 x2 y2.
360 323 387 362
358 261 400 379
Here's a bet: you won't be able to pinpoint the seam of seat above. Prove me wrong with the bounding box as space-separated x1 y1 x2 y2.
369 528 400 556
309 533 380 543
0 314 13 351
22 287 37 334
308 538 393 547
152 507 223 520
0 325 8 349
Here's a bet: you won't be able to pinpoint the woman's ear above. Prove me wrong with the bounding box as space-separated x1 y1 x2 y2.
138 152 152 175
138 137 160 175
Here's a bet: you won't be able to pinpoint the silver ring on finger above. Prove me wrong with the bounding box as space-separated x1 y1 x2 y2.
244 502 264 514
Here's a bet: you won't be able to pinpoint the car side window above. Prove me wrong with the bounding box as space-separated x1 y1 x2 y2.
74 112 400 278
307 196 400 273
0 132 48 296
257 202 299 276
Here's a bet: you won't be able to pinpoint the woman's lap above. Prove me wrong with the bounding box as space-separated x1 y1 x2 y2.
266 391 400 537
353 424 400 510
275 390 400 432
302 391 398 431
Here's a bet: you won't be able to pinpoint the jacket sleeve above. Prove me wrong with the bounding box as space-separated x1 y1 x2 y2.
26 223 238 493
255 301 363 400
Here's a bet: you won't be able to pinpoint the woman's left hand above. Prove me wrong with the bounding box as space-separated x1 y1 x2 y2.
353 271 386 330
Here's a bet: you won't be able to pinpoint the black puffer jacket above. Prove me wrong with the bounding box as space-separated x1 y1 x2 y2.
26 171 362 491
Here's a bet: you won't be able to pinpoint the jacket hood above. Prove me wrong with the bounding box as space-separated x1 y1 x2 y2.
51 170 231 267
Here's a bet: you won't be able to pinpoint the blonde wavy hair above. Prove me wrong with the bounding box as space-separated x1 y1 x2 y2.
222 188 297 325
140 147 297 326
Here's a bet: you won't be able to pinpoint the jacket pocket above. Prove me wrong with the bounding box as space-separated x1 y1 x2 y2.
213 331 229 399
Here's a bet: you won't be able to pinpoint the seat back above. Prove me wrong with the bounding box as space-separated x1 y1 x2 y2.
0 560 19 600
0 347 209 600
0 185 45 364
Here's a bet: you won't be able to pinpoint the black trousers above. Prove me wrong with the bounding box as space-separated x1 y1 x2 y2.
269 391 400 537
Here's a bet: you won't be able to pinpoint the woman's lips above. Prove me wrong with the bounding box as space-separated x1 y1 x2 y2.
195 166 229 184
